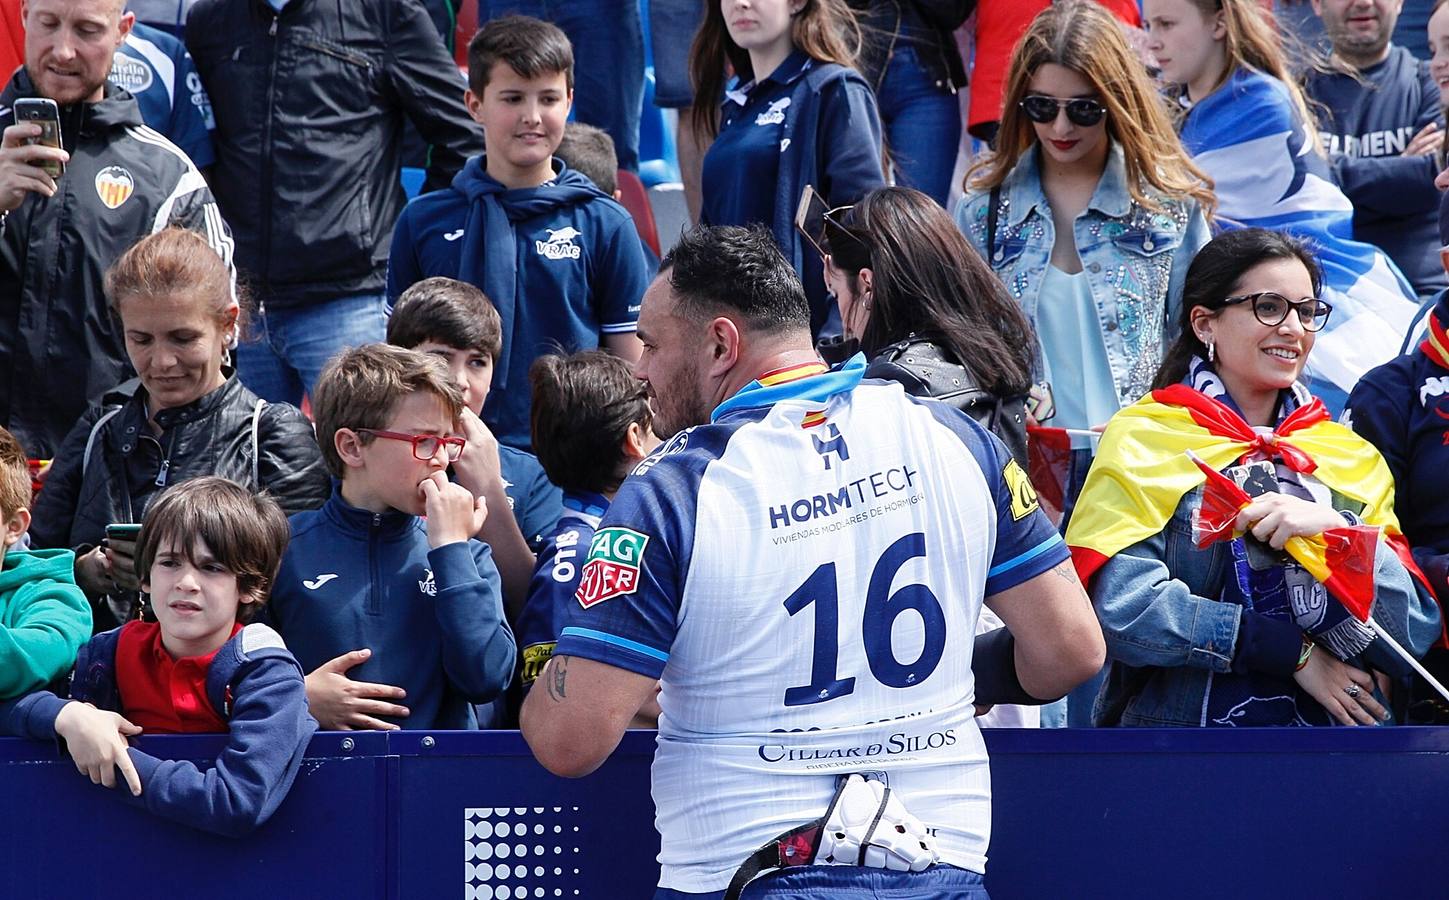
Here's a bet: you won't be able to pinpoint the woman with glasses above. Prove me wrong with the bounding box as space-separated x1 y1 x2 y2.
30 228 329 632
1066 228 1442 727
816 185 1034 466
1145 0 1420 412
689 0 886 337
956 0 1212 529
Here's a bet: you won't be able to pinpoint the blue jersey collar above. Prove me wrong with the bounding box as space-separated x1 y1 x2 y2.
561 490 611 520
711 353 867 422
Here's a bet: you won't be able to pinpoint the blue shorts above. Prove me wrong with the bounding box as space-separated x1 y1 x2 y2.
654 865 990 899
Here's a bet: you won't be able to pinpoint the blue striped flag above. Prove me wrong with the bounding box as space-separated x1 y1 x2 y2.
1180 66 1419 412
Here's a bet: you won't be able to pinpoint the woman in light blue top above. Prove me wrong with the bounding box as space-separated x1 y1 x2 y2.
956 0 1213 525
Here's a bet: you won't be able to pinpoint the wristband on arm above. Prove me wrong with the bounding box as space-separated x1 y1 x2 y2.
972 626 1061 706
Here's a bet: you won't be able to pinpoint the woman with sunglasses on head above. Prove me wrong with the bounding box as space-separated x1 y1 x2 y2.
1066 228 1442 728
1145 0 1420 412
819 185 1034 466
690 0 886 337
29 229 330 633
956 0 1212 529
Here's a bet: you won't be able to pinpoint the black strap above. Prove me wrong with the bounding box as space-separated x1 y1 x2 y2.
723 773 855 899
722 822 823 900
985 185 1001 262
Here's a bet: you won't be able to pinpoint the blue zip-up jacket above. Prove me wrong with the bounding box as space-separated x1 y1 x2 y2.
0 622 316 837
1347 288 1449 597
265 484 515 730
1304 45 1446 297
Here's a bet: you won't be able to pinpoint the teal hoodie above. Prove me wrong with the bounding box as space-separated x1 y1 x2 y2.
0 547 91 699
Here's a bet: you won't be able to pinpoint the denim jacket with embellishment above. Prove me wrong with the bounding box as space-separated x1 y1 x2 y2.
955 143 1210 409
1089 483 1440 726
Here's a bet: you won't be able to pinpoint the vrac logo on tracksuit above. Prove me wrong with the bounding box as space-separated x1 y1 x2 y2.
535 227 582 260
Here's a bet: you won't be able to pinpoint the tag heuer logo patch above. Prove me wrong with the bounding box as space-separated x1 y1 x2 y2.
95 166 134 209
575 527 649 608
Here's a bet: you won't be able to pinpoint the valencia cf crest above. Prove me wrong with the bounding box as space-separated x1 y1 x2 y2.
94 166 135 210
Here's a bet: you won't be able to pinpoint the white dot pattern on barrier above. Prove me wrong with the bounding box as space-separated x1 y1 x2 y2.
465 807 585 898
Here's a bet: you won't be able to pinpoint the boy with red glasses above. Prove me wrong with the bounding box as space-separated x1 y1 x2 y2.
262 343 516 731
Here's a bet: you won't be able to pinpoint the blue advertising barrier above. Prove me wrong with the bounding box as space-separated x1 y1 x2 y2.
3 727 1448 898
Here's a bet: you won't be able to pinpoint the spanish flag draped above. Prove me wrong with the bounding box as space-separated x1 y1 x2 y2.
1064 385 1441 637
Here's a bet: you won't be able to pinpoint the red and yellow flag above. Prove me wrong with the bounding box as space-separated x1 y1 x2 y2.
1064 386 1440 638
1187 450 1378 620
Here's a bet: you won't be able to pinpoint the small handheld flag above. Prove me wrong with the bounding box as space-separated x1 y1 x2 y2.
1185 451 1449 705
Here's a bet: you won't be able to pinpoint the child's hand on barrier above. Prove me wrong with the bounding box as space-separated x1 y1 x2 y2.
420 470 487 548
54 701 143 796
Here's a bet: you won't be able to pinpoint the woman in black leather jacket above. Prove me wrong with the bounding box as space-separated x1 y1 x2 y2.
30 228 329 631
817 185 1035 464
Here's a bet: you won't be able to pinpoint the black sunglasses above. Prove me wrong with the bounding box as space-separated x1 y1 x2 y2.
1221 291 1334 332
1019 95 1107 127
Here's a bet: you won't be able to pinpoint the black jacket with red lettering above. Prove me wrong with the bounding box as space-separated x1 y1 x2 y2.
0 70 231 458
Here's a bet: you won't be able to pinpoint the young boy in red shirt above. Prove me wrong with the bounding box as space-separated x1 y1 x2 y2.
0 476 316 837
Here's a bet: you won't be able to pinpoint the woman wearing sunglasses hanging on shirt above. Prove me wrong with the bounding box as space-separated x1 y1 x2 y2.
955 0 1212 533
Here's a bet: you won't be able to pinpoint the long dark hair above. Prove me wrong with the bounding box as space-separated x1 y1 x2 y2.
827 186 1035 398
687 0 862 141
1152 228 1323 390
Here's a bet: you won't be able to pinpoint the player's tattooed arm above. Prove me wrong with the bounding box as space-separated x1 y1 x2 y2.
546 656 569 702
1049 560 1081 586
521 655 662 777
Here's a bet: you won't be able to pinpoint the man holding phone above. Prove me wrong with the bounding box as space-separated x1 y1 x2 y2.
0 0 230 460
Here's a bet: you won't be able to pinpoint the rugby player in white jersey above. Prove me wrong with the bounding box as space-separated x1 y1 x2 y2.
521 225 1105 899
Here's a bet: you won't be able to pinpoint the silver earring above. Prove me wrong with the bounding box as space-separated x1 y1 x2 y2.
1207 340 1215 363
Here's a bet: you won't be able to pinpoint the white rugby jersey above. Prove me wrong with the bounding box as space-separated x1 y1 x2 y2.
554 356 1067 892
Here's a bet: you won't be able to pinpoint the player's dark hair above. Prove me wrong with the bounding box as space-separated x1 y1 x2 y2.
556 122 618 195
137 476 290 620
1153 228 1323 389
659 225 811 333
530 351 651 495
387 277 502 360
468 15 575 95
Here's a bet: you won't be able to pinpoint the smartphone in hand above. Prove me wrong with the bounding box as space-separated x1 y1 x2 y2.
13 98 63 179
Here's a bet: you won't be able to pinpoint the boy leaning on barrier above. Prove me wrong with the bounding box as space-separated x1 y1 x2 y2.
0 476 317 838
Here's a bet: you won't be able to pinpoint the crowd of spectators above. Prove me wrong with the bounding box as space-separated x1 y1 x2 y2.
0 0 1445 858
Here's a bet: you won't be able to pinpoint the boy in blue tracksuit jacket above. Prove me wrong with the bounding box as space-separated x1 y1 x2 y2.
1304 30 1445 298
0 478 316 838
386 16 648 452
265 344 516 732
511 351 658 723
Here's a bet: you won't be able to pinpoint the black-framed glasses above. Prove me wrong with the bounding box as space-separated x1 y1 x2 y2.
1221 291 1333 332
1019 95 1107 127
356 428 467 462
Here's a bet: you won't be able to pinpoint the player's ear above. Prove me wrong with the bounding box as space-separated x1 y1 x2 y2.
704 315 741 376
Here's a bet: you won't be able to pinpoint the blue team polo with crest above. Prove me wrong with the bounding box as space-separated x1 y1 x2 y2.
700 50 812 232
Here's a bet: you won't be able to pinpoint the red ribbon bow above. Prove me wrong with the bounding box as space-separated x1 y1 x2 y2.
1153 384 1328 474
